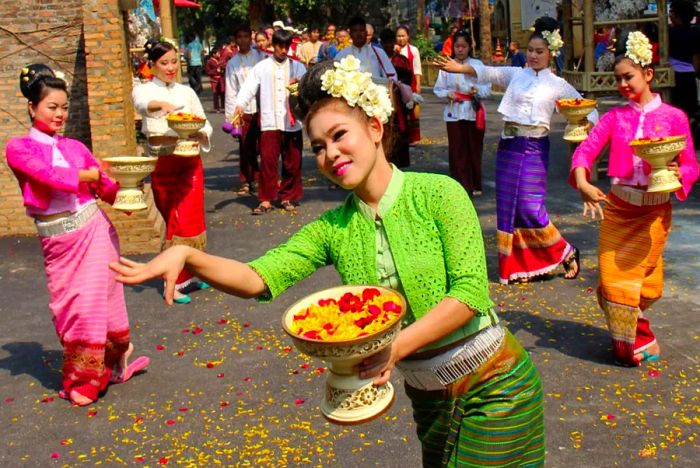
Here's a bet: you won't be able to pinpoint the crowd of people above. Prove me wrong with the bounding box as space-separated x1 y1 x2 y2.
4 2 700 465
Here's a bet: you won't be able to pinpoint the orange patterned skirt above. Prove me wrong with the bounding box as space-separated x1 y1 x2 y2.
597 188 671 366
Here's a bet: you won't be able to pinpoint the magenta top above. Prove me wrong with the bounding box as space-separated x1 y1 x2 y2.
5 130 118 213
569 99 699 201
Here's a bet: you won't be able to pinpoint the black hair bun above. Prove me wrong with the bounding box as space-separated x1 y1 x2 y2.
19 64 56 100
296 59 335 118
533 16 559 34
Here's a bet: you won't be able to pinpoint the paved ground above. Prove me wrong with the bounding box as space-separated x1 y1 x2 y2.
1 85 699 467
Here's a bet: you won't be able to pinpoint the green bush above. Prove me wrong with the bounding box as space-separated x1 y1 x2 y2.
411 35 438 61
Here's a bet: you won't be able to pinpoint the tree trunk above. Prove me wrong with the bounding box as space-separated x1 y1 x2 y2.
416 0 427 37
478 0 492 64
248 0 272 30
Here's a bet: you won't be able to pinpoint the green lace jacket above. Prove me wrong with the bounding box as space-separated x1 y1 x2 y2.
248 172 494 328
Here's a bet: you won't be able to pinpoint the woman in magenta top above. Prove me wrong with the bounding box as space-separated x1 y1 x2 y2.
5 64 149 405
570 32 698 366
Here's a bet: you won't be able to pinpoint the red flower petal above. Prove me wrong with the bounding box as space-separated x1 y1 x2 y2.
606 414 615 420
40 396 54 403
216 373 225 378
315 367 326 374
382 301 401 313
176 351 185 356
59 439 72 446
220 401 230 407
165 419 176 425
300 363 310 369
218 319 228 324
244 377 252 382
255 345 263 350
294 398 305 405
4 397 14 404
180 329 190 334
158 457 169 465
648 369 660 377
155 345 165 351
192 327 203 335
242 322 250 328
135 456 145 462
206 362 215 368
362 287 381 302
87 410 97 417
50 452 60 459
178 407 188 412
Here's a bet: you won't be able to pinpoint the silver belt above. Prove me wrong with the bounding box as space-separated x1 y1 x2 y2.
610 184 670 207
502 123 549 138
34 202 98 237
396 325 506 391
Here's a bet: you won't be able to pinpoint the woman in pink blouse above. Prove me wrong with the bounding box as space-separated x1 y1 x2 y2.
570 32 699 366
5 64 149 405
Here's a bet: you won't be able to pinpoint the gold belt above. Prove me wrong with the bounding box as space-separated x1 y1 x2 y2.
503 123 549 138
34 202 98 237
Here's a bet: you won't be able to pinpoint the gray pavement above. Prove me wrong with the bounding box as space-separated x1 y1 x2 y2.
1 88 699 467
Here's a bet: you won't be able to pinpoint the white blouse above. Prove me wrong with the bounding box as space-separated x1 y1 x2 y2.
132 78 213 151
433 58 491 122
234 56 306 132
224 49 265 120
400 44 422 77
474 66 598 130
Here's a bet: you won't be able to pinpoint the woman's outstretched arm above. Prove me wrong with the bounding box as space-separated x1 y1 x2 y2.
110 246 266 304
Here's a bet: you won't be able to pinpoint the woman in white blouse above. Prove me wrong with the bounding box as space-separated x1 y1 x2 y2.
433 30 490 196
132 38 213 304
435 18 597 285
396 25 422 144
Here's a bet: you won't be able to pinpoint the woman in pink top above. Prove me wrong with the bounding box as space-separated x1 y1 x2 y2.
5 64 149 405
570 33 699 367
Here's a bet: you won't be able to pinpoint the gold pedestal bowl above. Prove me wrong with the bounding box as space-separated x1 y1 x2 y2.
556 98 597 142
102 156 157 211
630 136 686 193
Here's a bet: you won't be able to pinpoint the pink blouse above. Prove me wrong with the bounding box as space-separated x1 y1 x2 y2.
569 99 698 201
5 130 118 213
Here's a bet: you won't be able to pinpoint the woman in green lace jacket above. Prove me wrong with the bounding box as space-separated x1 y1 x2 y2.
112 59 545 467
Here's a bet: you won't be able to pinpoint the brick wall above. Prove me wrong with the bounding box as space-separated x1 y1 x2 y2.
0 0 163 253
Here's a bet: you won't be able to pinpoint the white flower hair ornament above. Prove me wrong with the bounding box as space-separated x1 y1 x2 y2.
541 29 564 57
320 56 393 124
625 31 653 67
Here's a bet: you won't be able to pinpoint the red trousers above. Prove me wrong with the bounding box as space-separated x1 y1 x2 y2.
446 120 485 193
258 130 303 203
238 113 260 185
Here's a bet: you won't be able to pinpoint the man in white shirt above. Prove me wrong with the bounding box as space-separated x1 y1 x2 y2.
225 25 264 196
334 16 397 81
234 30 307 214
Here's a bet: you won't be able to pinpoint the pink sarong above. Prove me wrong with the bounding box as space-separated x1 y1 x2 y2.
40 207 130 401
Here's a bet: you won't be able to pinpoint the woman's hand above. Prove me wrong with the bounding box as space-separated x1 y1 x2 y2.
433 55 465 73
667 160 681 181
357 343 397 386
79 167 101 182
110 245 192 305
578 181 607 219
189 131 209 146
447 91 456 100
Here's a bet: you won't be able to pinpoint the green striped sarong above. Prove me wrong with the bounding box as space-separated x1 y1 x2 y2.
405 330 545 467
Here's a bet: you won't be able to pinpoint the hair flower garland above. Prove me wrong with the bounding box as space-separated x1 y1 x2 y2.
625 31 652 67
320 56 393 123
541 29 564 57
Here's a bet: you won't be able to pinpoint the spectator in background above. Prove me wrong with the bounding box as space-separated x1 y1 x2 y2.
317 23 337 61
366 23 379 46
219 36 236 65
668 0 700 131
509 41 527 67
255 30 271 53
185 33 204 94
642 23 660 65
396 25 422 144
319 28 351 61
299 25 322 65
335 17 396 80
441 23 460 56
204 46 225 112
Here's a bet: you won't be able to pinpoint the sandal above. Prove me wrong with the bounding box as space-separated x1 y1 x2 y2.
562 247 580 279
251 203 273 215
280 200 297 212
236 184 250 196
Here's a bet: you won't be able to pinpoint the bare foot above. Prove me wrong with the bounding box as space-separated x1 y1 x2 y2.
634 342 661 363
117 342 134 375
69 390 93 406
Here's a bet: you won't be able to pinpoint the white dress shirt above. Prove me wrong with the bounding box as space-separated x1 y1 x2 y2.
334 44 397 81
234 57 307 132
132 77 213 151
474 66 598 130
224 49 264 120
433 58 491 122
